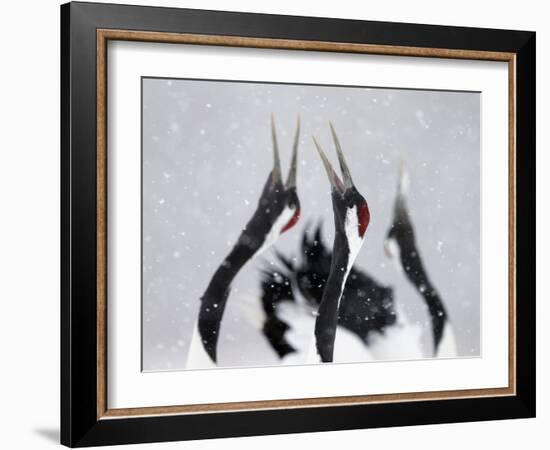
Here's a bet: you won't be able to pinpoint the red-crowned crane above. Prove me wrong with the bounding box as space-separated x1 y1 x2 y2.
312 123 371 362
384 164 457 357
186 116 302 366
257 164 457 364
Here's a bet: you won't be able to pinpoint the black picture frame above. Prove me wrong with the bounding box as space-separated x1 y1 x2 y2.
61 1 535 447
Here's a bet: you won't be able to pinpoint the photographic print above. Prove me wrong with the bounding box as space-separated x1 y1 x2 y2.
141 78 480 371
62 6 534 445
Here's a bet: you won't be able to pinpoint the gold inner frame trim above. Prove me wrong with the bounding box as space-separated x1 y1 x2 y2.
96 28 517 420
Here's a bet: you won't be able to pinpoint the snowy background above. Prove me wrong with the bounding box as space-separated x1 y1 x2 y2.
142 77 480 371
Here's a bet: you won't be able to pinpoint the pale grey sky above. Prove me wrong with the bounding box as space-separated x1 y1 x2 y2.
142 78 480 371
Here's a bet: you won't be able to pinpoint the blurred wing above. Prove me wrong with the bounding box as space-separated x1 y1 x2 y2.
333 327 375 363
367 322 424 361
237 293 267 331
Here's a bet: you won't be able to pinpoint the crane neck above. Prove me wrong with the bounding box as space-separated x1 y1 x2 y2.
314 235 352 363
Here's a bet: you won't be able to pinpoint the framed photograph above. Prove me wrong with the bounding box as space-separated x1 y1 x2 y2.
61 1 535 447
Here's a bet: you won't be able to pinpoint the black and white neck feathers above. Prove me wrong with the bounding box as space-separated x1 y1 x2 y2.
385 165 455 356
196 116 301 363
312 124 370 362
260 225 396 358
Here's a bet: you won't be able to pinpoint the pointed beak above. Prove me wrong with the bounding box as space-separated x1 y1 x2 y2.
270 114 283 185
397 160 410 198
312 136 345 193
285 115 300 190
393 161 410 220
329 122 354 190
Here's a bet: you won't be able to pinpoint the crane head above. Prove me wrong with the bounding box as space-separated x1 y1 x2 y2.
244 115 302 256
263 115 302 235
313 122 370 246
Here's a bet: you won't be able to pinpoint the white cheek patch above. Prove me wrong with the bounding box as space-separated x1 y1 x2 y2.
344 206 366 274
255 205 296 256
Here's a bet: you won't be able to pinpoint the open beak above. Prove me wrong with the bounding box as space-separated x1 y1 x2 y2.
392 161 410 221
271 114 301 190
270 114 283 185
285 115 300 189
329 122 354 190
313 123 354 194
397 160 410 198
